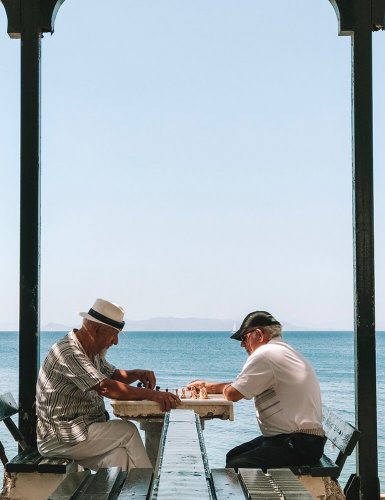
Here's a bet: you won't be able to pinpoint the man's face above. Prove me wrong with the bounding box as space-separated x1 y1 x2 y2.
96 324 120 355
240 328 264 355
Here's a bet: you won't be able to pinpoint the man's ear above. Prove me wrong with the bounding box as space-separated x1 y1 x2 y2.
255 328 264 340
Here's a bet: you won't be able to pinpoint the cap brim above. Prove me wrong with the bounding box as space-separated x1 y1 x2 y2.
230 329 243 341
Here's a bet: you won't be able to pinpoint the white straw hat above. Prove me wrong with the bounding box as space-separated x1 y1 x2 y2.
79 298 125 330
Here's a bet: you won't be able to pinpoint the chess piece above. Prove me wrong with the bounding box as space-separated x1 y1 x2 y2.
181 388 186 399
199 385 208 399
190 386 198 399
175 388 179 396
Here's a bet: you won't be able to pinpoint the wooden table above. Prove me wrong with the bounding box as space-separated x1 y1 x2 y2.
110 394 234 466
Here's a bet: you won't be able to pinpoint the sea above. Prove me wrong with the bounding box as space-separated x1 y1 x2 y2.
0 330 384 491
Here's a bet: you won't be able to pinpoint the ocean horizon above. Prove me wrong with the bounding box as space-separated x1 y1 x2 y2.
1 330 384 490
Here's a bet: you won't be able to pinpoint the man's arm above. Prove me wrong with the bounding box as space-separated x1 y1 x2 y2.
111 369 156 389
93 378 180 412
223 384 244 402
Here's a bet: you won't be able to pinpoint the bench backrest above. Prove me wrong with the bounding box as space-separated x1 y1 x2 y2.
0 392 28 465
322 405 360 470
0 392 18 422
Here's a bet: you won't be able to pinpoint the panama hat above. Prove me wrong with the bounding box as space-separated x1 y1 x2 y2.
79 298 125 331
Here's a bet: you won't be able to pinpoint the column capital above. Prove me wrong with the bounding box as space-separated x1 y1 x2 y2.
1 0 65 38
329 0 385 35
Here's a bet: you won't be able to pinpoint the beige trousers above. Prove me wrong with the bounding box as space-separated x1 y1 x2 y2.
38 419 152 471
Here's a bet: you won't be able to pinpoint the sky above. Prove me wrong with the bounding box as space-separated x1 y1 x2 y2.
1 1 385 330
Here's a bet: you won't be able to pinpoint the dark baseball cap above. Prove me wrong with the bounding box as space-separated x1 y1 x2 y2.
231 311 281 341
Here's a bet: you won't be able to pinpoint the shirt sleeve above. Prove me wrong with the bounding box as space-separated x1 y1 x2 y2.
58 349 108 392
100 356 116 378
231 354 275 400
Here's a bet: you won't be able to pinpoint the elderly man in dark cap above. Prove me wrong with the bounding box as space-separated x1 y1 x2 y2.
36 298 180 471
188 310 324 470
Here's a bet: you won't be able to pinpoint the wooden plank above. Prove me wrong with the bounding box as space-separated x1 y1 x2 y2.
268 469 313 499
322 405 360 454
290 453 339 477
211 468 246 499
6 448 42 472
38 456 74 473
118 468 153 499
153 410 211 499
48 470 92 500
238 468 281 499
79 467 126 500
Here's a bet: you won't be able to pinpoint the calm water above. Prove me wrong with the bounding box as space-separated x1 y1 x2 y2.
1 330 384 490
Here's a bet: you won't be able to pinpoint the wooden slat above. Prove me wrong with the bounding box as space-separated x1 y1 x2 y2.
48 470 92 500
290 453 339 477
238 468 281 499
6 448 42 472
268 469 313 499
79 467 126 500
118 468 153 499
322 405 360 455
211 468 246 499
153 410 212 500
38 456 74 473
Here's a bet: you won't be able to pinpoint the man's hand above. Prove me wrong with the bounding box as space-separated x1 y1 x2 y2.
135 369 156 389
187 380 231 394
186 379 207 392
151 390 181 412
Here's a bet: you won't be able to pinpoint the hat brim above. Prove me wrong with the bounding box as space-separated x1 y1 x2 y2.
79 312 120 330
230 329 244 341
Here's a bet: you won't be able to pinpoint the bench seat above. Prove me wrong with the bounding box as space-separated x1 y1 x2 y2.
49 467 153 500
290 453 339 477
5 448 74 474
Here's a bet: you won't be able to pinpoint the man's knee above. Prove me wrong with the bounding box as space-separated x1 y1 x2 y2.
99 447 129 470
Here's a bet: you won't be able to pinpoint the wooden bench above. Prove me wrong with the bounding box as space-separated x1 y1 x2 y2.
290 405 360 479
0 392 74 474
48 467 154 500
49 409 312 499
211 467 313 499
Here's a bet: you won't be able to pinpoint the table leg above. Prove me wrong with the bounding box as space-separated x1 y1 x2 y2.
140 421 164 467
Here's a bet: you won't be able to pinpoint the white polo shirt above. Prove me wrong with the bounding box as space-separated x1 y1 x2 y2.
231 337 324 437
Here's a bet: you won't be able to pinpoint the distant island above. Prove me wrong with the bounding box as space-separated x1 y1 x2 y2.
2 317 369 332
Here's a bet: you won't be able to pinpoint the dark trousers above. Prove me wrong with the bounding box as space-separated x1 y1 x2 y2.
226 433 325 470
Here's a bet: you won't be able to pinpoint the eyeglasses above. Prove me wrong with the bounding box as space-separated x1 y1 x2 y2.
240 328 256 342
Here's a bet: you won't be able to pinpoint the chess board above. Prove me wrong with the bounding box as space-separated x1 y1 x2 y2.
110 393 234 421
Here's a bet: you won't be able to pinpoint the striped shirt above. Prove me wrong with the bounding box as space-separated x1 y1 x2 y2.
36 330 116 444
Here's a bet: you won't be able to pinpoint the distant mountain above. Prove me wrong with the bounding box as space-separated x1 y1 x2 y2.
34 317 375 332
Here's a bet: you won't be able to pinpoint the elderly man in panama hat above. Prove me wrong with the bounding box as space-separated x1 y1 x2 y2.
36 298 180 471
188 310 324 471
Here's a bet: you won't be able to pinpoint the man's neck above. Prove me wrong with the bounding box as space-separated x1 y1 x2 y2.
74 326 96 358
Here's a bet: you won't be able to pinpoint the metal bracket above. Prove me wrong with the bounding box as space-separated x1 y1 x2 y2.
372 0 385 30
1 0 65 38
329 0 385 34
